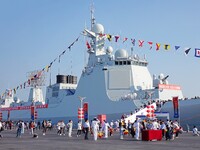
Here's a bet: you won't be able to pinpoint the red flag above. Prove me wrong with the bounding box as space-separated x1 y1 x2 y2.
123 37 128 43
172 97 179 118
86 41 91 49
156 43 161 51
148 41 153 49
138 40 144 47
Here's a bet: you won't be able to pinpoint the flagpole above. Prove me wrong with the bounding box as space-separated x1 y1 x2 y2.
78 96 86 125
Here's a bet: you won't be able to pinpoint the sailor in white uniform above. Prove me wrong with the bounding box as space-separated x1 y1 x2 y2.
102 120 110 138
91 117 99 141
133 118 140 140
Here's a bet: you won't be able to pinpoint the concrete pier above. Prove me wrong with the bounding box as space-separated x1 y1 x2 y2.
0 129 199 150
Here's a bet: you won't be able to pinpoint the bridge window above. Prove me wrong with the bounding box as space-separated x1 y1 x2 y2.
123 61 127 65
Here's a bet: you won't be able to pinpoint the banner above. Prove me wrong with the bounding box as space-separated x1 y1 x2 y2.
172 96 179 118
83 102 89 120
31 106 35 120
7 110 10 121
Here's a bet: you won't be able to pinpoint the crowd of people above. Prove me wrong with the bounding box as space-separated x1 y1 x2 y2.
0 117 199 141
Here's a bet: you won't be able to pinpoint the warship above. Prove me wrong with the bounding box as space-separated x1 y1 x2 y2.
0 9 199 129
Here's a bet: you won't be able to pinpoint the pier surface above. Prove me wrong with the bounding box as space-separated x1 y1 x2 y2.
0 129 199 150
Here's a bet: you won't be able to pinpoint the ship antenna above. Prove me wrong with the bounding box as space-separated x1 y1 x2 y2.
90 2 95 30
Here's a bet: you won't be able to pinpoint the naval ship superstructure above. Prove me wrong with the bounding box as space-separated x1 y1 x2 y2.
0 13 186 123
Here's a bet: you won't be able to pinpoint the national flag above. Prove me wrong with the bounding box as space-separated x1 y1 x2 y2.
148 41 153 50
114 36 120 42
164 44 170 50
107 34 112 41
173 96 179 118
138 40 144 47
156 43 161 51
131 39 135 46
175 46 180 51
184 48 191 55
86 41 91 49
123 37 128 43
194 48 200 58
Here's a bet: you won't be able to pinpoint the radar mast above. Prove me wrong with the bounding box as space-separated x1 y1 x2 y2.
90 2 95 30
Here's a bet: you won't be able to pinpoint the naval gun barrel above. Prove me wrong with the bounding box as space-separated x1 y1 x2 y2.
162 75 169 82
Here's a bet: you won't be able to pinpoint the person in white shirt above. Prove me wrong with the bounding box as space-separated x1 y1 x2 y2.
60 120 66 135
77 120 82 137
91 117 99 141
193 126 199 136
83 119 90 140
67 120 73 137
102 120 110 138
0 121 3 138
133 118 140 140
152 119 159 130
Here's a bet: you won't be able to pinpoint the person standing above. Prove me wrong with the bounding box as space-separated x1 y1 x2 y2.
57 121 61 135
30 121 35 135
83 119 90 140
0 121 3 138
102 120 110 139
160 121 166 138
42 120 47 135
37 121 41 130
60 120 66 136
21 121 25 135
77 120 82 137
119 120 124 139
133 118 140 140
16 120 22 138
91 117 99 141
67 120 73 137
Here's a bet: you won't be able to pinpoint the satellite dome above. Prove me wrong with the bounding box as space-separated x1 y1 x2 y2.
106 46 113 54
115 49 128 59
92 23 104 34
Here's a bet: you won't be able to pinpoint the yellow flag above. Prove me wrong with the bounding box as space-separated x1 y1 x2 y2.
164 44 170 50
107 34 112 41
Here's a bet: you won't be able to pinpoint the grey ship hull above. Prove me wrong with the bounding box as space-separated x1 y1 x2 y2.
161 99 200 130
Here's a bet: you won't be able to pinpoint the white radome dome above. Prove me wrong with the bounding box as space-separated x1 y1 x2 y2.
106 46 113 54
115 49 128 59
92 23 104 34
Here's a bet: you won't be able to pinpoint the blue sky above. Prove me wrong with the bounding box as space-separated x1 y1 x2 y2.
0 0 200 101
